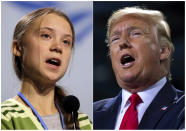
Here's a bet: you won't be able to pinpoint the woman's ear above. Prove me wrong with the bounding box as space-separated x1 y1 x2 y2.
12 40 22 57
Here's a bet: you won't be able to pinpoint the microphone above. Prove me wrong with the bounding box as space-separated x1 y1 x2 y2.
62 95 80 129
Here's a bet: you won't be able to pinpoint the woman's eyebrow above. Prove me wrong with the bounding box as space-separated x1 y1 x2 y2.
39 27 72 38
39 27 54 32
63 34 73 38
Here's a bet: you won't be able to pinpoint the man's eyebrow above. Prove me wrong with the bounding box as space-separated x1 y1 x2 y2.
126 26 149 33
126 26 141 31
110 26 143 37
110 30 122 38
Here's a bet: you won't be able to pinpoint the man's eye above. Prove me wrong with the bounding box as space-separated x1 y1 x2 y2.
133 32 141 35
130 30 143 38
111 37 120 43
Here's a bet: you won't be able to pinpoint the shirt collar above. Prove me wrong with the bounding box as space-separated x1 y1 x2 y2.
121 88 131 112
138 77 167 104
120 77 167 113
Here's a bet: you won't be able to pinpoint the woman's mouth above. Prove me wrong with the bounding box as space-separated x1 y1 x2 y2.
46 58 61 69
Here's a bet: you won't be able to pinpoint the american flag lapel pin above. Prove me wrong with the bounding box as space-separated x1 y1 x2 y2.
161 106 168 111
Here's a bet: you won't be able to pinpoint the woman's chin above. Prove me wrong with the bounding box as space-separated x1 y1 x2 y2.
45 76 59 83
46 74 64 82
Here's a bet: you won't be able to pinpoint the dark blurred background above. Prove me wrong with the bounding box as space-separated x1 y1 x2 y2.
93 1 185 102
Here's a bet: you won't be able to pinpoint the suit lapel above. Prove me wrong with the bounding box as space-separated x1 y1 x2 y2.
138 81 178 129
95 91 122 129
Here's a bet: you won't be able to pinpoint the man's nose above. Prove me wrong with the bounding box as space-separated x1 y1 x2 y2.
119 39 131 50
50 41 62 54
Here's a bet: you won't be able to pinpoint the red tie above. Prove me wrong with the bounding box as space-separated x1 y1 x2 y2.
119 93 142 130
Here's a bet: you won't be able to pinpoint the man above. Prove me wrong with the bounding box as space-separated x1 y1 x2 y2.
93 7 184 129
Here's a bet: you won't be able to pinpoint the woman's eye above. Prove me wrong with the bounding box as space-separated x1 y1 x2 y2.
63 40 70 45
41 34 51 39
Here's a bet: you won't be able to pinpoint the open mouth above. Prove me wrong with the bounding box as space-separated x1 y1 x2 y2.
120 54 135 66
46 58 61 66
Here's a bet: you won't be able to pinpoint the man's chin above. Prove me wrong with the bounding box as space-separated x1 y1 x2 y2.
119 73 137 82
117 74 139 87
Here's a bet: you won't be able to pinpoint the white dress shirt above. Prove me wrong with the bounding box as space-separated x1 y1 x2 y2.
115 77 167 129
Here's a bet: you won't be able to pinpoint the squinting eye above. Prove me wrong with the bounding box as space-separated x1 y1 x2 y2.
133 32 142 35
110 37 120 43
130 30 143 38
134 32 141 35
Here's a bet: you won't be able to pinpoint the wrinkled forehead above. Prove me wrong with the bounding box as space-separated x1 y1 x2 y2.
110 14 155 34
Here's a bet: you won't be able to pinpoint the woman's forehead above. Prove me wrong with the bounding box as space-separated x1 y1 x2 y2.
26 13 72 35
31 14 65 27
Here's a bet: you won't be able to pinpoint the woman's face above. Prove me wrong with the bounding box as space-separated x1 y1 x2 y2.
21 13 73 85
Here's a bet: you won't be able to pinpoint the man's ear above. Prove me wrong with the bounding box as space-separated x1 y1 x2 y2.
12 40 22 57
160 45 170 61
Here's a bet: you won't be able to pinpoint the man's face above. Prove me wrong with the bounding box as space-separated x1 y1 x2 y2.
109 15 164 92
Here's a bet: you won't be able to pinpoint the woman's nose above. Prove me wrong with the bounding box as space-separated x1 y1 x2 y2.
50 41 62 54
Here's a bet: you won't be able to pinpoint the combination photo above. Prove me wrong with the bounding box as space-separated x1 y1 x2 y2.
1 1 185 130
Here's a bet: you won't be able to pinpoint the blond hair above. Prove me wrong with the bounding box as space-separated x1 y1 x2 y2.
106 7 174 80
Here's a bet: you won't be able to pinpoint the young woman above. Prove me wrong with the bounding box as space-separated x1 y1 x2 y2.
1 8 92 130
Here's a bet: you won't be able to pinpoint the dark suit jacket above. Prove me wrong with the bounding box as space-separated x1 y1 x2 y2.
93 81 184 129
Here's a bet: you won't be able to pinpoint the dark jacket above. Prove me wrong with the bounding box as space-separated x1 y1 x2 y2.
93 81 184 129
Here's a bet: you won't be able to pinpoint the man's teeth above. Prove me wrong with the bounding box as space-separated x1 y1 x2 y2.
124 55 130 59
121 54 135 66
124 62 131 66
